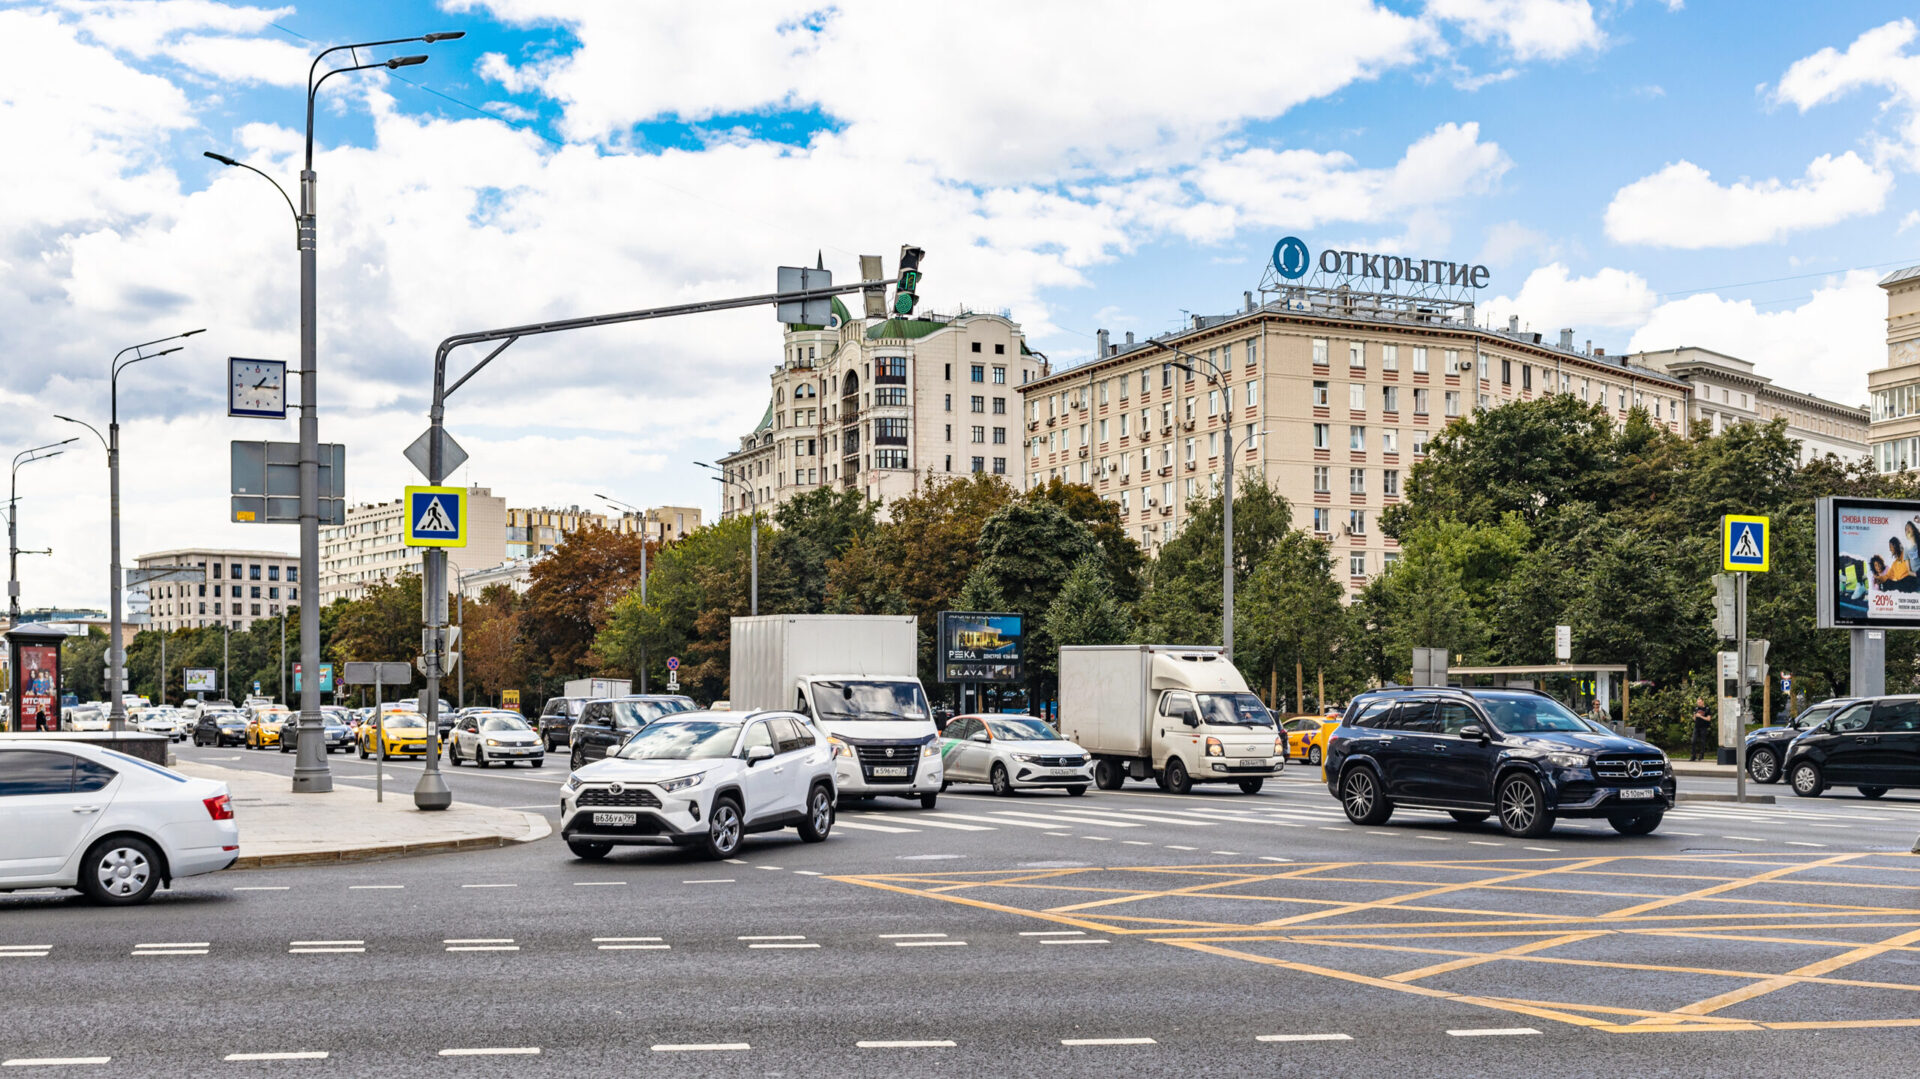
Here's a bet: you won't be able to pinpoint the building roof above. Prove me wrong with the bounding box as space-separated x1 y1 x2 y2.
1880 265 1920 288
134 548 296 563
752 400 774 434
865 317 948 340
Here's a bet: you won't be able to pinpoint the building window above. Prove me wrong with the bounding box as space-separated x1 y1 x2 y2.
1246 339 1258 367
1349 384 1365 411
1349 426 1366 451
876 386 907 406
971 426 985 443
1312 338 1329 366
1208 390 1219 416
992 457 1007 474
1444 392 1460 417
1501 358 1511 384
268 566 280 581
1414 388 1429 415
992 397 1006 415
1349 509 1366 535
230 563 241 579
1246 382 1257 407
1382 386 1398 412
970 456 984 473
1383 469 1400 496
1313 423 1330 450
1522 366 1532 391
1349 468 1365 495
1382 428 1398 454
876 417 909 442
1313 380 1328 407
1349 343 1364 370
995 344 1006 355
971 395 985 413
993 366 1006 384
1382 344 1398 371
971 342 982 353
1413 347 1428 374
992 427 1006 444
971 365 984 382
287 567 296 583
877 356 906 379
1349 551 1367 577
1312 507 1330 533
1314 465 1330 493
1413 430 1430 456
875 449 909 469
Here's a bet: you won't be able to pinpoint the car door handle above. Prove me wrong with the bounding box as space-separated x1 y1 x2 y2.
72 805 101 814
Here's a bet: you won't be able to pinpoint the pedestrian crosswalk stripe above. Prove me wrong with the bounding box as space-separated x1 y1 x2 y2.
832 820 920 834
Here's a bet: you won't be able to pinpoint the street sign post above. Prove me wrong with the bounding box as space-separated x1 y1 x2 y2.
1722 514 1770 803
666 655 680 692
230 440 345 524
343 661 411 804
403 486 467 548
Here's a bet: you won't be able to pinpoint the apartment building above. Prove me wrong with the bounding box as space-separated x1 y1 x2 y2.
717 297 1047 518
506 504 701 559
1869 265 1920 473
319 487 508 603
1019 294 1687 592
1627 346 1867 464
132 548 301 632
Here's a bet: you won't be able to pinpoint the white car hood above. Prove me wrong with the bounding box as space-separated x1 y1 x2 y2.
815 719 936 742
994 738 1087 754
577 757 718 784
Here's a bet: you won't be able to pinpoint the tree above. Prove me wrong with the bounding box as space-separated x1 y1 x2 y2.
1384 395 1620 537
462 583 528 707
1046 555 1131 651
968 499 1100 687
596 515 758 703
1026 477 1147 601
1133 472 1293 645
766 487 876 614
519 525 653 695
1234 531 1350 708
1354 553 1483 684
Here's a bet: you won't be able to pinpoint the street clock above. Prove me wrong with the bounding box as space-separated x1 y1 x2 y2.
229 357 288 419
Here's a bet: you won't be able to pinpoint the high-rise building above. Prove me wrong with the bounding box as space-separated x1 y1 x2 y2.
1626 347 1866 464
716 297 1047 518
319 487 508 603
1869 265 1920 473
132 548 301 632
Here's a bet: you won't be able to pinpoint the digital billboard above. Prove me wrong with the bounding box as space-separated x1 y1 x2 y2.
937 611 1024 684
1817 496 1920 629
18 644 58 730
183 668 218 693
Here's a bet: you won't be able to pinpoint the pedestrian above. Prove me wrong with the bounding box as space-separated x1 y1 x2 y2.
33 707 48 732
1690 698 1712 762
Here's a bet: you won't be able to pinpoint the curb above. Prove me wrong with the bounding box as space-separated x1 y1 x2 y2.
1678 792 1775 804
229 812 551 870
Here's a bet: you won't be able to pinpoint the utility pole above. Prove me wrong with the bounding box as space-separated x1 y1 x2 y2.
9 440 74 625
1161 339 1238 659
595 494 651 692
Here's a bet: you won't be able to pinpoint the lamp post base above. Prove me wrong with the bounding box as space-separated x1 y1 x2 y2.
413 771 452 811
291 767 334 793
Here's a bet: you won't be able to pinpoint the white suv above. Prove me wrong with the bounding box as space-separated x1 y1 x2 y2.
560 710 835 860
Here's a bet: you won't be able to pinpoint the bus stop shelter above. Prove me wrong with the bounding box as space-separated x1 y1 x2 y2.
1444 664 1631 725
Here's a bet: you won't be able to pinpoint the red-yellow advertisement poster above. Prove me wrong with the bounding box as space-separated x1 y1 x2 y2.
19 643 58 730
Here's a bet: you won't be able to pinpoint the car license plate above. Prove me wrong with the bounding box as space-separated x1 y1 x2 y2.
873 766 909 777
1620 788 1655 800
1237 758 1265 768
592 812 637 826
1047 768 1081 777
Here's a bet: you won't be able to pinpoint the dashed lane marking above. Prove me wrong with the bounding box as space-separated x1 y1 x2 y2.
878 933 948 939
573 881 626 887
1166 845 1198 851
0 947 50 958
749 943 820 949
1082 836 1113 842
1041 939 1111 945
896 940 967 947
1121 840 1153 846
1257 1033 1352 1042
289 940 364 954
1021 931 1083 937
834 820 921 834
439 1048 539 1056
652 1044 749 1052
793 871 822 877
2 1058 111 1067
1045 832 1073 837
225 1052 328 1061
347 885 402 890
444 938 518 952
461 884 516 889
857 1040 955 1048
738 935 807 941
1722 836 1766 842
1061 1037 1154 1046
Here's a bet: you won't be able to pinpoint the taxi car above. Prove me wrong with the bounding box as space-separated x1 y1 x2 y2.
244 708 293 749
1283 715 1340 767
937 714 1092 796
359 711 431 759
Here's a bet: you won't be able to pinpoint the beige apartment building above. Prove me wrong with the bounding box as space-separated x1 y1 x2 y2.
1870 265 1920 473
717 298 1047 518
1019 297 1687 591
319 487 508 603
133 548 301 632
1627 346 1867 463
506 504 701 559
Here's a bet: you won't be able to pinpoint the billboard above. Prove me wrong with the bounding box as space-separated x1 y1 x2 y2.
937 611 1024 684
18 644 58 729
183 668 218 693
294 662 334 694
1817 496 1920 629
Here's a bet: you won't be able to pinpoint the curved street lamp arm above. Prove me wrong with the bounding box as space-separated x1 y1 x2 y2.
52 415 107 453
203 153 298 228
13 439 77 473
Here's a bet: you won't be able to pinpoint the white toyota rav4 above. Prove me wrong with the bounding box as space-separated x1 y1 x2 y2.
559 710 836 861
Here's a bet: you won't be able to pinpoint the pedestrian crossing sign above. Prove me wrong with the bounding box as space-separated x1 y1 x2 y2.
404 485 468 548
1722 514 1769 572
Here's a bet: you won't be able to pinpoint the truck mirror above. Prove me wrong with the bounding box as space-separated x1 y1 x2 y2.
1181 711 1199 728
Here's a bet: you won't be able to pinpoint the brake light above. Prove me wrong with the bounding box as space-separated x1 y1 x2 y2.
204 794 234 821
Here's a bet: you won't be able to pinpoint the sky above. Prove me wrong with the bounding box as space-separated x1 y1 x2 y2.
5 0 1920 610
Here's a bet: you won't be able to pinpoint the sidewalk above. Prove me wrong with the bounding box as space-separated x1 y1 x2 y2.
1672 760 1738 778
176 761 551 869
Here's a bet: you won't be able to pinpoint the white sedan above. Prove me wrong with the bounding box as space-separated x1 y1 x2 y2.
0 743 239 904
447 710 546 768
937 714 1094 796
560 711 836 860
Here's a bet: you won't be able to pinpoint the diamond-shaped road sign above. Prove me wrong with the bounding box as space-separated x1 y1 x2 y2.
403 427 468 481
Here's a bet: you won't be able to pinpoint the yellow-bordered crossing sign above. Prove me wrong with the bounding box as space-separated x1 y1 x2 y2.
404 485 468 548
1722 514 1769 572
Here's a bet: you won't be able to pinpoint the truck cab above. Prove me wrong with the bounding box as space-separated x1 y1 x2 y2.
792 675 942 808
1061 645 1286 795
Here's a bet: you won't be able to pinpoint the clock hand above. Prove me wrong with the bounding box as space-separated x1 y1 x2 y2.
254 378 271 389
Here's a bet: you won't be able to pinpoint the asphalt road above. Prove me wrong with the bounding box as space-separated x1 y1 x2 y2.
3 743 1917 1076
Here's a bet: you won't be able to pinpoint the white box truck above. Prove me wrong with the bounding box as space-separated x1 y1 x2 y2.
731 614 943 808
1059 645 1286 795
563 677 632 700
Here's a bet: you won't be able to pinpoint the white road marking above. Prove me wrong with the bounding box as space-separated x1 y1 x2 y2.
289 940 361 946
1468 841 1505 847
1257 1033 1352 1042
599 944 670 950
1121 840 1152 846
348 885 402 890
461 883 516 889
758 866 783 871
834 820 921 834
1722 835 1765 842
1416 836 1452 842
1523 846 1559 852
1165 845 1198 851
925 812 1053 829
1366 830 1395 835
1786 841 1826 847
1665 831 1703 836
1061 1037 1154 1046
1020 931 1083 937
1260 856 1292 862
439 1047 540 1056
573 881 626 887
738 935 807 941
793 871 822 876
895 940 967 947
446 946 519 952
1041 939 1110 945
595 937 663 942
1447 1028 1539 1037
856 814 994 832
857 1040 955 1048
749 943 820 949
2 1058 111 1067
1045 832 1073 837
233 886 290 891
288 947 363 954
1211 850 1241 856
1082 836 1112 841
225 1052 329 1061
1322 826 1347 831
991 810 1141 829
444 938 514 944
725 859 749 865
878 933 947 939
652 1043 749 1052
683 879 734 884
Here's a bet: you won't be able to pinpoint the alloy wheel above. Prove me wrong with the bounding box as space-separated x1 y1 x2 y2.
810 791 832 834
1343 771 1375 818
95 845 151 899
1499 779 1538 834
711 802 742 856
1749 748 1777 783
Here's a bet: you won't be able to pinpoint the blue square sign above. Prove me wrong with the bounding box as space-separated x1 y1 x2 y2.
404 485 467 548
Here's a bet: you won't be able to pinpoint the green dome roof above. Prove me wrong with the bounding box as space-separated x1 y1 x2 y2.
864 318 945 340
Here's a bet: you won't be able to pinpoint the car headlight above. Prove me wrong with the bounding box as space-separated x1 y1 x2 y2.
1013 752 1041 763
562 775 582 793
922 743 939 758
829 737 855 760
1274 738 1287 757
1205 737 1224 757
485 739 502 746
1545 752 1591 769
660 773 703 793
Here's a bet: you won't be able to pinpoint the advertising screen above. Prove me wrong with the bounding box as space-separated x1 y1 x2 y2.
183 668 218 693
19 644 59 729
1821 497 1920 629
938 611 1024 684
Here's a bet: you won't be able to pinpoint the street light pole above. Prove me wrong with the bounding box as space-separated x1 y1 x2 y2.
694 465 758 616
205 29 463 795
1163 342 1235 660
596 493 651 692
9 440 75 628
447 558 464 711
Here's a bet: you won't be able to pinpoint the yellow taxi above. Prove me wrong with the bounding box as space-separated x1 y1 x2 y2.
359 710 431 759
1282 715 1340 767
245 708 294 749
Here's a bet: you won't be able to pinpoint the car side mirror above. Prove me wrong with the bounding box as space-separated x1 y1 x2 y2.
745 745 775 764
969 730 990 743
1458 724 1487 742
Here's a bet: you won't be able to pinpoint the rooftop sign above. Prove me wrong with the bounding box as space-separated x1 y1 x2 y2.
1272 235 1490 290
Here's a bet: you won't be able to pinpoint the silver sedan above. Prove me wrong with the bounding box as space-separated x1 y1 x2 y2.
937 714 1093 796
447 710 546 768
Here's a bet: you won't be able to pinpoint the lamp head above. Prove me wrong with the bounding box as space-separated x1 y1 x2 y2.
203 151 238 167
423 31 466 43
181 328 207 338
386 54 429 69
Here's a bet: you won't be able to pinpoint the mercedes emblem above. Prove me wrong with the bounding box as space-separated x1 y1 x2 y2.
1627 761 1643 779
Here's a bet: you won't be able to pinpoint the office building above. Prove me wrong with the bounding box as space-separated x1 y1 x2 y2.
1627 347 1867 464
319 487 508 603
132 548 301 632
1869 265 1920 472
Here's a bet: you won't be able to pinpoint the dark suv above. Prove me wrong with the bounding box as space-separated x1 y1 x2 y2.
538 696 593 751
567 695 699 770
1745 697 1858 784
1782 696 1920 800
1324 687 1674 838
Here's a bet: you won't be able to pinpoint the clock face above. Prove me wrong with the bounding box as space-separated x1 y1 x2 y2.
230 358 287 418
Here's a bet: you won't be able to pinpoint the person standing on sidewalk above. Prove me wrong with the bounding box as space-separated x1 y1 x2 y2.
1690 699 1712 761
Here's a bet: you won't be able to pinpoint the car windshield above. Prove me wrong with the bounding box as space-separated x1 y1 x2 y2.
985 717 1062 741
384 715 425 731
611 700 689 726
1793 706 1835 728
615 720 741 760
1196 693 1276 727
813 680 931 721
1477 694 1589 733
479 715 529 732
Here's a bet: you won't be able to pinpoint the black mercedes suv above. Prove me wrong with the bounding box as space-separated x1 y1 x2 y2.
1781 695 1920 800
1324 687 1674 838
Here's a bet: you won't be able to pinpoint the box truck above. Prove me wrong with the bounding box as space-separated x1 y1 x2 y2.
1059 645 1286 795
563 677 632 700
731 614 943 808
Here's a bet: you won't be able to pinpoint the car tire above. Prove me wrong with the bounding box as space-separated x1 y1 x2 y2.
701 797 743 860
1608 811 1663 836
449 743 463 766
1237 778 1264 794
1164 757 1193 795
1340 767 1393 825
476 747 490 769
279 738 290 753
1747 747 1780 784
798 785 835 842
1496 773 1555 838
1094 759 1125 790
1308 745 1322 766
919 792 939 809
567 840 611 861
79 836 161 906
530 758 544 768
990 764 1015 797
1789 760 1824 798
1858 786 1889 799
1448 811 1490 825
1066 784 1087 797
359 743 369 759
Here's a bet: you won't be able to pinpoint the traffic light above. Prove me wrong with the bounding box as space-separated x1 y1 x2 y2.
1711 573 1736 640
860 255 887 319
893 245 925 316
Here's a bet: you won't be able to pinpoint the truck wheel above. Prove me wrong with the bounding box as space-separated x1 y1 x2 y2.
1093 759 1125 790
918 792 938 809
1237 778 1264 794
1164 758 1193 795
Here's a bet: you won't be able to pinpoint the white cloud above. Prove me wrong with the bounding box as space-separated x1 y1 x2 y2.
1476 219 1550 265
1902 209 1920 232
57 0 306 88
1487 263 1656 330
1602 152 1891 248
1774 18 1920 170
1425 0 1602 61
1627 270 1883 405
